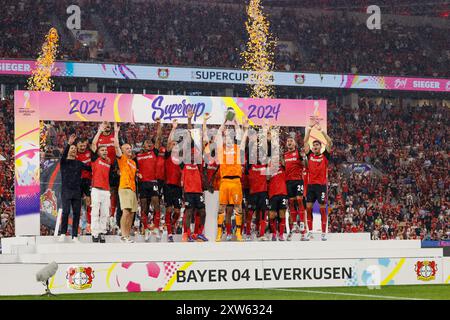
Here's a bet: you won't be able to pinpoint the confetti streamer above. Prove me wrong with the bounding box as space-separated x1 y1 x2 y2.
27 27 59 91
241 0 276 98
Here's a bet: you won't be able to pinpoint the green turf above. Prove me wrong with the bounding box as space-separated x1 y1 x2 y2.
0 284 448 300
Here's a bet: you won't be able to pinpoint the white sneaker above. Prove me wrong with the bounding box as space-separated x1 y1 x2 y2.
307 232 314 240
321 233 327 241
72 237 80 243
299 222 305 233
287 232 293 241
226 234 232 241
292 223 300 233
300 233 310 241
144 229 151 242
245 234 252 241
57 234 65 243
152 228 161 241
120 236 135 243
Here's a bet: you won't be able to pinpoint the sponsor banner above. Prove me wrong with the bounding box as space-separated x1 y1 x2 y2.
14 90 40 235
15 90 327 127
422 240 450 248
2 59 449 92
0 257 444 295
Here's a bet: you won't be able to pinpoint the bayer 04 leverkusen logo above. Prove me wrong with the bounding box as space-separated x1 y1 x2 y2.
294 74 305 84
66 266 95 290
414 260 437 281
157 68 169 79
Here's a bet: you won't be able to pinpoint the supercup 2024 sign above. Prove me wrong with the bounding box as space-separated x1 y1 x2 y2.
14 90 327 236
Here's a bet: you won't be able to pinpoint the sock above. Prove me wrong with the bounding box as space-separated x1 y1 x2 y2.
226 223 232 235
110 194 117 217
87 205 91 224
141 211 148 230
235 214 242 235
307 207 313 231
172 210 180 235
246 210 253 235
270 218 277 234
198 223 204 235
194 213 200 234
154 211 161 229
166 210 172 235
320 207 327 233
297 198 305 225
279 219 286 236
288 199 297 231
259 211 267 237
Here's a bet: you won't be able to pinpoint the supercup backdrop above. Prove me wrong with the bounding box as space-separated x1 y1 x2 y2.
14 90 327 236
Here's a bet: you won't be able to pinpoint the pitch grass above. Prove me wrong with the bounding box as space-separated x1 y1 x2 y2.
0 284 448 300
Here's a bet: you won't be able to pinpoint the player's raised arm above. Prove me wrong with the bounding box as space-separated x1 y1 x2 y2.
187 108 194 130
113 123 122 158
303 121 314 154
167 119 178 152
240 119 249 151
154 117 162 149
91 122 105 153
317 124 333 152
202 112 211 148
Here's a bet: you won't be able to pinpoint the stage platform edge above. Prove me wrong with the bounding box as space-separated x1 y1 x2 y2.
0 235 447 296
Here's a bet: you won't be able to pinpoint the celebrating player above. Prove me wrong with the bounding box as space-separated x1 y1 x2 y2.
58 134 91 243
215 111 249 242
304 122 333 241
75 138 92 235
92 122 119 232
89 144 112 243
284 134 308 241
114 123 138 243
267 157 288 241
135 120 162 241
164 120 183 242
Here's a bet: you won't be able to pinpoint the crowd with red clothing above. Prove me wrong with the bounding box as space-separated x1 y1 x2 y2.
1 0 448 77
326 99 449 241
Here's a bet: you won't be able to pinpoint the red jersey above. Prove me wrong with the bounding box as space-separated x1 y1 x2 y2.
156 147 166 181
96 133 116 165
248 164 268 194
76 150 92 179
307 150 330 185
284 148 304 181
182 163 203 193
91 157 111 190
241 166 250 190
268 166 287 198
136 149 158 182
165 151 182 186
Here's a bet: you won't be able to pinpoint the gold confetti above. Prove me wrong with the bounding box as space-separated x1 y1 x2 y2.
241 0 276 98
27 27 59 91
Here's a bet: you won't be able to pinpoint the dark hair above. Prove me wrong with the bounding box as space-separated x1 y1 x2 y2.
77 137 89 143
313 140 322 145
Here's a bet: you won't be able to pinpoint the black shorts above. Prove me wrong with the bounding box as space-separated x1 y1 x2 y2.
306 184 327 205
269 195 288 212
164 184 183 209
184 193 205 209
81 178 91 197
249 192 269 211
110 161 120 187
158 180 165 197
138 181 160 199
286 180 304 198
242 189 250 208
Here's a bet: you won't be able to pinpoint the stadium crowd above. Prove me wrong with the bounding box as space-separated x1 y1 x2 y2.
0 0 448 77
30 98 449 241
